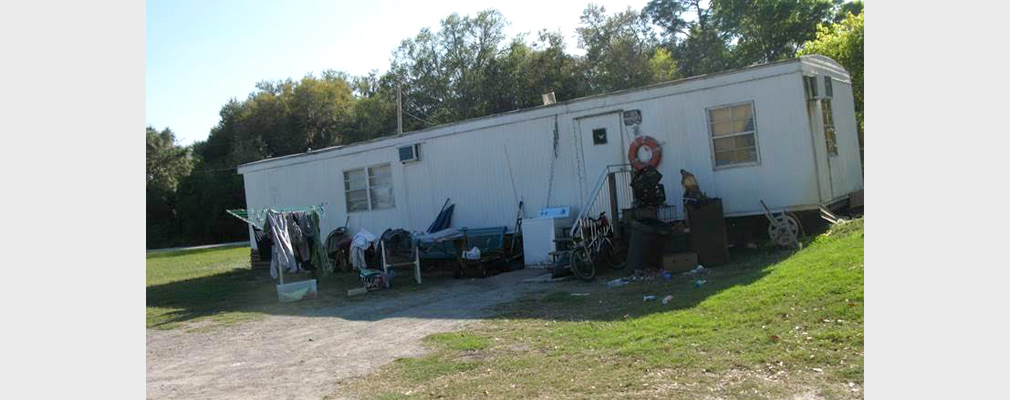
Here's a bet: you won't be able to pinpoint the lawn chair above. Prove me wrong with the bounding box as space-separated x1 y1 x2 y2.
380 238 421 284
453 226 508 278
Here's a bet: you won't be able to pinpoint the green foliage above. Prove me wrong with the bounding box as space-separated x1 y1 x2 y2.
713 0 836 63
146 126 193 248
576 5 661 92
800 12 864 135
146 126 192 192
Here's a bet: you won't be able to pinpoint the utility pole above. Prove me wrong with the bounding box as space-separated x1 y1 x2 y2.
397 85 403 135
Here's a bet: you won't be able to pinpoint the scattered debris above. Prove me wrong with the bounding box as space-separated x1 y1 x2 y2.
462 246 481 260
643 295 657 301
812 368 824 373
693 279 707 287
682 265 707 276
662 295 673 304
660 271 672 280
347 287 368 296
570 292 590 296
606 278 630 288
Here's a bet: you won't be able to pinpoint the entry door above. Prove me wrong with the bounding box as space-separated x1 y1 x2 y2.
576 113 626 196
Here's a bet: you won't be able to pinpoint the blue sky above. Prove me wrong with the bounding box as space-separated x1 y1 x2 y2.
146 0 649 145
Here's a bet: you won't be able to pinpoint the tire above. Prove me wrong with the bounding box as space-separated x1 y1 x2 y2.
600 239 627 270
570 249 596 281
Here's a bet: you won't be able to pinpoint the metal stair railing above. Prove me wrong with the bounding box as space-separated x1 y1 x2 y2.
569 164 633 240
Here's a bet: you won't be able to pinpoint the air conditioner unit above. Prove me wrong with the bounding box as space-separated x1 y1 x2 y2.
398 144 419 163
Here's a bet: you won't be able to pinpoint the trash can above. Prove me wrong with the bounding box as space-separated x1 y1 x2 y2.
626 218 672 270
685 198 729 265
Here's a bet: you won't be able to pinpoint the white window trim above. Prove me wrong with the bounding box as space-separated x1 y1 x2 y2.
343 163 395 213
706 100 761 171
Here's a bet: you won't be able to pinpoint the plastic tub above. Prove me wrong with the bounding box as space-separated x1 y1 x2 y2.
277 279 317 303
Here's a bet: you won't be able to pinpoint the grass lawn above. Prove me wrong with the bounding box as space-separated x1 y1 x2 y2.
146 245 438 331
340 219 864 399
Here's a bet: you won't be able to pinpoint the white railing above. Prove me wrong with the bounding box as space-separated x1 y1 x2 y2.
570 164 634 239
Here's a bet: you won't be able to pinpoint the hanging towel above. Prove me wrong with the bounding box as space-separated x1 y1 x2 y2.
349 229 376 271
267 211 297 279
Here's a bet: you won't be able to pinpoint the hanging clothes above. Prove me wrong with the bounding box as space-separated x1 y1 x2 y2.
287 212 311 264
267 211 298 279
253 226 273 261
349 229 376 271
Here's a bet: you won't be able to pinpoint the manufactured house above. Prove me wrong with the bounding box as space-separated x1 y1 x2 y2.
237 55 863 252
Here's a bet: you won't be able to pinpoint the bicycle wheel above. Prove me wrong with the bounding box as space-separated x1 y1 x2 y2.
570 248 596 281
600 239 627 270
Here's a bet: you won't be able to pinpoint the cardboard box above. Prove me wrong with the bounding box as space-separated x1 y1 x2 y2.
663 252 698 273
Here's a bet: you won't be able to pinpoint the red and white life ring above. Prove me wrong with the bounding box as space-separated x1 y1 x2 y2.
628 135 662 170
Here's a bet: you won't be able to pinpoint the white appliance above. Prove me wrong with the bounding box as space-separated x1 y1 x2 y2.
522 207 573 268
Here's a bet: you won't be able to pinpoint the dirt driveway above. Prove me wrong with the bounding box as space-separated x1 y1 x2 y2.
146 268 551 400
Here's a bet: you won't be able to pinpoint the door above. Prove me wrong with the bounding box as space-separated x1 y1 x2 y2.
576 113 626 199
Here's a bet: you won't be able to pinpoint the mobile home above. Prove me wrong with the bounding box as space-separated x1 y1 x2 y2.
237 55 862 249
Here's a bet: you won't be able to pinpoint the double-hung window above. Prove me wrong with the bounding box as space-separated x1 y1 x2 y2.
344 164 394 212
708 101 759 168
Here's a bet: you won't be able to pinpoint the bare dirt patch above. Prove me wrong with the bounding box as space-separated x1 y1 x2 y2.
146 268 550 400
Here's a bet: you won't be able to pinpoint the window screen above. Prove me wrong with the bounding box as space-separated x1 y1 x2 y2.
708 102 759 167
344 164 395 212
592 128 607 145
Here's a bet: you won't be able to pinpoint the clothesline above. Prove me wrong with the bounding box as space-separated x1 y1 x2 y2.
226 203 327 230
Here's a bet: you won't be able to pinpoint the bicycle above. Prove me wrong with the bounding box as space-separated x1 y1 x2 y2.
569 212 627 281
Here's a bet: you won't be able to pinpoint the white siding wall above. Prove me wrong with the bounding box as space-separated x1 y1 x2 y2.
240 56 862 245
827 80 864 198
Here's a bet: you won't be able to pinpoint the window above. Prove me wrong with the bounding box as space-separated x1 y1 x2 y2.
592 128 607 145
708 102 759 167
821 99 838 156
344 164 394 212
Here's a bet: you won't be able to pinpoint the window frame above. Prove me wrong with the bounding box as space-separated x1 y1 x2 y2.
705 100 762 170
343 163 395 213
592 128 608 145
821 98 839 156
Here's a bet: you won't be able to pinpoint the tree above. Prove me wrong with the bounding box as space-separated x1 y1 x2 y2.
146 126 192 248
576 5 662 93
799 11 864 136
644 0 734 77
146 126 192 193
389 9 514 127
712 0 835 64
833 0 863 23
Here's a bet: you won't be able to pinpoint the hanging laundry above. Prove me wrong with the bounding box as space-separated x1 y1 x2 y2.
267 211 298 279
289 212 312 264
349 229 376 271
253 226 273 261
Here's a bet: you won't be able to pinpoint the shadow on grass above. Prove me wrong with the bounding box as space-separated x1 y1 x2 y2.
147 215 840 328
487 217 840 323
148 240 809 329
